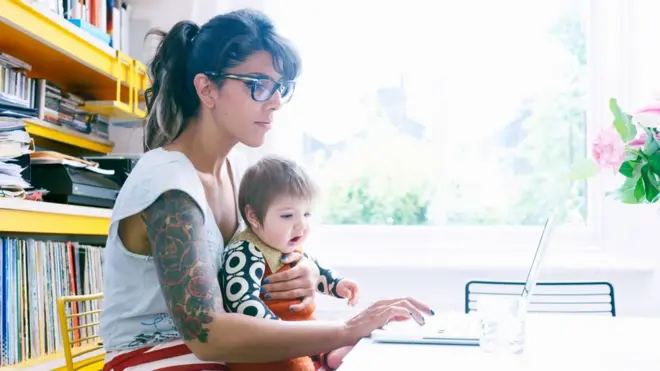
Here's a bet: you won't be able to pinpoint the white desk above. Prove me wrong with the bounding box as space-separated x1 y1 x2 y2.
339 314 660 371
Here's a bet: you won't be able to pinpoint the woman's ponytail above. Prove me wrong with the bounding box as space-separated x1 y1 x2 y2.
143 21 200 151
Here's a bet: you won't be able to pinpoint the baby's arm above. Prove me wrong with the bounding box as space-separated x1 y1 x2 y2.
303 253 345 298
219 240 279 319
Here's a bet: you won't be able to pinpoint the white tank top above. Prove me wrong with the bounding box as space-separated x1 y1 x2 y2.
99 147 247 351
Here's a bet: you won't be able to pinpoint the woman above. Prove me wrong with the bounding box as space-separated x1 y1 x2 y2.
99 9 431 370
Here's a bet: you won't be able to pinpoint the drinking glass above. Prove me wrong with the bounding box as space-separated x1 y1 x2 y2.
478 296 527 354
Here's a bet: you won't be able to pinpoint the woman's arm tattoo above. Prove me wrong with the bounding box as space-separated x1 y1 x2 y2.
141 189 222 343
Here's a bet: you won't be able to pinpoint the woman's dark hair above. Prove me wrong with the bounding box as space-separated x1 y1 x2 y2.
143 9 301 151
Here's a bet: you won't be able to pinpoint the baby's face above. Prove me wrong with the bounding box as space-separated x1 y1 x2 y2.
254 195 313 254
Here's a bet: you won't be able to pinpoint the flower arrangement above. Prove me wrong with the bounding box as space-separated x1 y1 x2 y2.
572 98 660 204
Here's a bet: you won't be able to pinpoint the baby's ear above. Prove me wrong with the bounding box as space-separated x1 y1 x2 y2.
245 204 261 229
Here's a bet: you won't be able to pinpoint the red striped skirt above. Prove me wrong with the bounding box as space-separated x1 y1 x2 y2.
103 340 227 371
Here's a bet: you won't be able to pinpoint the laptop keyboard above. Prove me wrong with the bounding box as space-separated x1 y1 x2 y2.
382 314 481 338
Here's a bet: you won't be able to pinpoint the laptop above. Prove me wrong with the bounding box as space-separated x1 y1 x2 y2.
370 214 558 346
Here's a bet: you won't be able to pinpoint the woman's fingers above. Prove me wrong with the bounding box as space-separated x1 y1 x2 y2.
280 251 303 264
263 278 301 293
288 295 315 312
344 297 432 341
379 306 417 324
389 315 414 323
371 297 434 316
265 265 303 284
264 287 315 300
386 300 426 325
263 263 316 294
378 300 426 325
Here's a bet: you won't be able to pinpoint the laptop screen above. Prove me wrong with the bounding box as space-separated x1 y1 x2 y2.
521 215 557 300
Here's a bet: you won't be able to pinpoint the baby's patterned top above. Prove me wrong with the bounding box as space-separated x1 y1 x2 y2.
219 228 345 319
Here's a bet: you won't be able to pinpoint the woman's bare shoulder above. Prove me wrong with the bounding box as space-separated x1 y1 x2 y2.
113 149 206 256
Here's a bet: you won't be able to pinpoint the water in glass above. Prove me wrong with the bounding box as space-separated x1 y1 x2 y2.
478 296 527 354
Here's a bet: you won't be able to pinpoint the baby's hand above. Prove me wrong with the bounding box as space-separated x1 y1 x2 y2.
336 279 360 306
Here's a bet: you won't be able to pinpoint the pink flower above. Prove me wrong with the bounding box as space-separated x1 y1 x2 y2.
592 126 626 172
633 103 660 128
628 132 660 147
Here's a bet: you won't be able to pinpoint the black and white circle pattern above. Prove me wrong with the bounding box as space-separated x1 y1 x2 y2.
221 240 276 319
313 259 342 297
317 275 329 295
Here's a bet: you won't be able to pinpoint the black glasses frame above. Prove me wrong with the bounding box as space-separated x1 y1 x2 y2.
203 72 295 103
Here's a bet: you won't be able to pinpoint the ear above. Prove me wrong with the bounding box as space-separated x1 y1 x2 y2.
245 205 261 230
193 73 215 109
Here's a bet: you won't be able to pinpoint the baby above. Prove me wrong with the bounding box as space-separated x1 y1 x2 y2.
219 155 359 371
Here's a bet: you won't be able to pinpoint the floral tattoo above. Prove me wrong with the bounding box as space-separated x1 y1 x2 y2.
142 190 221 343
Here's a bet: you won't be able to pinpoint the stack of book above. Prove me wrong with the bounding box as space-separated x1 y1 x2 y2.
0 53 38 113
0 53 36 199
43 82 92 134
26 0 132 52
0 238 104 367
1 51 114 139
0 119 32 198
42 82 62 126
89 114 110 139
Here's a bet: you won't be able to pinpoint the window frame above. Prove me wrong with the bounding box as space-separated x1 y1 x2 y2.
258 0 651 258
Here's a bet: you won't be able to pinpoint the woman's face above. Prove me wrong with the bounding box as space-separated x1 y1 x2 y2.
210 51 285 148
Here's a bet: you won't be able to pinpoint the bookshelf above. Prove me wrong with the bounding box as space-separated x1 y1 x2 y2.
0 198 111 235
0 234 105 370
0 0 148 369
0 343 102 371
25 118 114 154
0 0 148 121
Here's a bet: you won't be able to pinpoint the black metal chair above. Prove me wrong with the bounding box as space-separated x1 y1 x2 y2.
465 280 616 317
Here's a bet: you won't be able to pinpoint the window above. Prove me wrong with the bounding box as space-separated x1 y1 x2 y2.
263 0 622 252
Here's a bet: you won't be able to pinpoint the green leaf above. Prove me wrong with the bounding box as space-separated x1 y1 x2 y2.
618 160 640 178
633 177 646 203
607 173 644 204
641 165 660 202
567 158 600 180
634 177 646 201
649 152 660 175
624 152 636 161
610 98 637 141
643 127 660 155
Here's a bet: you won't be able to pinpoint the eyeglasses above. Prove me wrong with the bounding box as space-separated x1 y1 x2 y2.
204 72 296 103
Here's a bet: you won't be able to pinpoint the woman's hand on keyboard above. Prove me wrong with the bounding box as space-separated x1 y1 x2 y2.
342 297 434 342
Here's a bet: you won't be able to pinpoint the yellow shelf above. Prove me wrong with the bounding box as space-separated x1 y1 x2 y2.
0 349 66 370
24 118 114 154
0 343 104 370
0 199 111 235
81 100 144 122
0 0 148 118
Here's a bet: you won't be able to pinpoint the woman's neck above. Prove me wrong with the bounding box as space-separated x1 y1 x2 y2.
169 115 237 176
